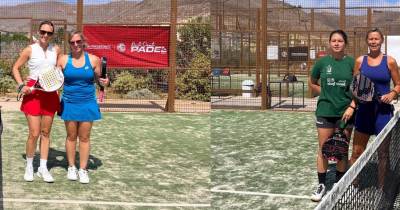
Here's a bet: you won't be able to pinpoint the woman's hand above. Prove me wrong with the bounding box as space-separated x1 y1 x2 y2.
380 91 397 104
99 77 109 86
341 106 355 122
20 85 32 95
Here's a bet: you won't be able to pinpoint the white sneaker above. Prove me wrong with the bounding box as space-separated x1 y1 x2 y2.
78 169 89 184
24 165 34 182
67 166 78 181
37 167 54 183
311 184 326 202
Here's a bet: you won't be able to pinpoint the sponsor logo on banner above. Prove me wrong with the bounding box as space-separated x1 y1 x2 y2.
117 43 126 53
130 42 167 54
83 25 170 68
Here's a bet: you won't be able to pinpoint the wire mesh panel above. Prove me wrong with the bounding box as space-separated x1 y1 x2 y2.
0 0 210 113
316 111 400 210
83 0 171 24
211 0 400 111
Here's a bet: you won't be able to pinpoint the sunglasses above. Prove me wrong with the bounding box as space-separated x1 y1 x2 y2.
39 30 54 36
69 40 83 45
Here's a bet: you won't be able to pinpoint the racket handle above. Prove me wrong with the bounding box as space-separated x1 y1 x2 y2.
101 57 107 79
339 120 346 129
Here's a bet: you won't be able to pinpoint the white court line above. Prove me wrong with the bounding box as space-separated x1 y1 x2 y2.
211 189 310 200
3 198 211 207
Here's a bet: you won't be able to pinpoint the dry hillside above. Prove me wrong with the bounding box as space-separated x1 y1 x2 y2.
0 0 210 32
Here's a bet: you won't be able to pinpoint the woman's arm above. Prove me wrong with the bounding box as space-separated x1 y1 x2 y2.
380 56 400 103
353 56 363 76
308 77 321 96
12 47 31 85
89 53 101 78
56 54 67 70
88 53 109 86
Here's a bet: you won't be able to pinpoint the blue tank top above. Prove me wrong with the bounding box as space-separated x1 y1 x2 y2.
360 55 391 96
62 52 96 103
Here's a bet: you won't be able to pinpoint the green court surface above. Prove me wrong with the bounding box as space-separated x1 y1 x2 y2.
211 110 321 210
1 111 210 210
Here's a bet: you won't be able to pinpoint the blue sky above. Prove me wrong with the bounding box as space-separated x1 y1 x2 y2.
0 0 142 6
281 0 400 8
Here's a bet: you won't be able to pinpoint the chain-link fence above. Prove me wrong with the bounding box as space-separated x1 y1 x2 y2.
212 0 400 111
0 0 210 113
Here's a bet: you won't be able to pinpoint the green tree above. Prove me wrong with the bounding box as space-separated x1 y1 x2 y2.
177 16 211 67
176 51 210 101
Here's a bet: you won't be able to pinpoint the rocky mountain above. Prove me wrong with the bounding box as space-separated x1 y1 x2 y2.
0 0 210 32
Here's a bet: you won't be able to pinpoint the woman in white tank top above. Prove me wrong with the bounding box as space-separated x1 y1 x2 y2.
12 20 62 183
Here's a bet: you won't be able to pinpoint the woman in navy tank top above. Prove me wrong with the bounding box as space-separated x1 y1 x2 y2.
350 28 400 169
57 31 109 184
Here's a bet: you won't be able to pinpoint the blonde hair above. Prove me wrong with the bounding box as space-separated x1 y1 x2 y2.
68 31 87 49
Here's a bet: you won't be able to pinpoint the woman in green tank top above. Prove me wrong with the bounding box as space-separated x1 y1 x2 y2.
309 30 356 202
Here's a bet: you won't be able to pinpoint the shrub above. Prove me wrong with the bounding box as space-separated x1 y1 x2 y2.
124 88 160 99
0 75 16 94
112 71 153 94
176 51 211 101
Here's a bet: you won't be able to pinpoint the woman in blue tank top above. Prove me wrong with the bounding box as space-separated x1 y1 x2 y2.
350 28 400 167
57 31 109 184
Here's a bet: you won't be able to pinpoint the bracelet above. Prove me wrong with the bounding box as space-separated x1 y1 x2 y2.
17 83 24 92
390 89 399 95
348 105 356 110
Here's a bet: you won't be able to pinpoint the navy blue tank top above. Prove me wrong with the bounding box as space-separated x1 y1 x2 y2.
360 55 391 96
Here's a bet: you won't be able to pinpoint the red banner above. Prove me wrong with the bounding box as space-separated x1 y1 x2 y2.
83 25 170 68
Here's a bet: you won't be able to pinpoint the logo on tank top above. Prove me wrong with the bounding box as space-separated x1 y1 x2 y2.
326 65 332 75
85 66 89 70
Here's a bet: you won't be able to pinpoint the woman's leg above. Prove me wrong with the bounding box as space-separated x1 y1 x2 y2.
78 122 93 169
24 115 41 181
76 122 93 184
25 115 41 159
39 115 54 167
317 127 335 175
312 127 335 201
334 127 354 182
349 130 370 166
65 121 78 167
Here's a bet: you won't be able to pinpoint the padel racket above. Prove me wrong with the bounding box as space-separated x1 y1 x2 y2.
351 73 375 103
98 57 107 102
322 121 349 162
17 65 64 101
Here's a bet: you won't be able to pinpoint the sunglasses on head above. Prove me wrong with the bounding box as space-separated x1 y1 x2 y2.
39 30 54 36
69 40 83 45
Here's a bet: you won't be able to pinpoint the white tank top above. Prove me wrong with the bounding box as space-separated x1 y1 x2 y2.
27 43 57 80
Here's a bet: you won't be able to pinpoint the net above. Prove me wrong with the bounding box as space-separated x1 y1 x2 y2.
316 111 400 210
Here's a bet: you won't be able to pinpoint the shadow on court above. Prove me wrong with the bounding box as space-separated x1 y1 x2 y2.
22 148 103 172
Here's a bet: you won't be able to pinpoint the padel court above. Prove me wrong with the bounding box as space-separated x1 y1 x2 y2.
1 111 210 209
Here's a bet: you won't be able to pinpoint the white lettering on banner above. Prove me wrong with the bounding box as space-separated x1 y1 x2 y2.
87 45 112 50
131 42 167 54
